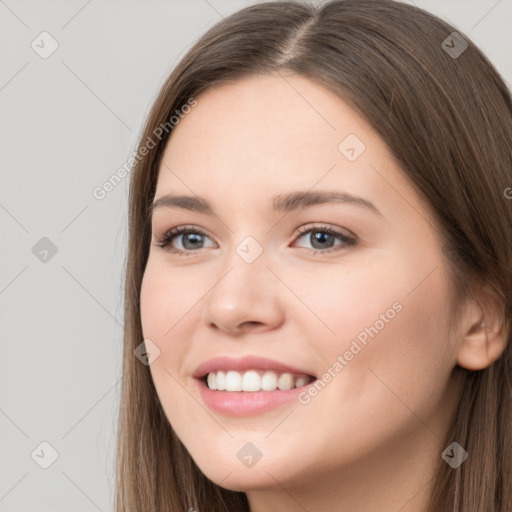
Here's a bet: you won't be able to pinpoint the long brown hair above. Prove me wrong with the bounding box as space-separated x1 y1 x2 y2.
114 1 512 510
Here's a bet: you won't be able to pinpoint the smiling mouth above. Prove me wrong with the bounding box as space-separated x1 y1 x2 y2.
202 369 316 392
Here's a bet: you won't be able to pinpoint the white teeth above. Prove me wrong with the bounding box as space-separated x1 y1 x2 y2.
205 370 313 392
242 370 261 392
216 370 226 391
207 372 216 390
225 371 242 391
294 376 308 388
277 373 294 391
261 371 277 391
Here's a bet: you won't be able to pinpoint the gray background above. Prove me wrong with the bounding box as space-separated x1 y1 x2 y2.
1 0 511 510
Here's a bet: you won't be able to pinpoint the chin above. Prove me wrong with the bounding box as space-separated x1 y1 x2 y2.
191 452 307 492
205 468 287 492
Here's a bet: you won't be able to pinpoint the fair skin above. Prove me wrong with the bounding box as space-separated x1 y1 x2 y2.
140 73 505 512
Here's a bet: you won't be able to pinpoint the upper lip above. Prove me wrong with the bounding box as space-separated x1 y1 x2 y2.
193 355 317 379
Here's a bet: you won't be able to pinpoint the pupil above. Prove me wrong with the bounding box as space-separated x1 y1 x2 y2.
312 231 333 249
183 233 202 249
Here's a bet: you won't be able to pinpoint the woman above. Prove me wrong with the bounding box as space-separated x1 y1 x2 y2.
115 1 512 510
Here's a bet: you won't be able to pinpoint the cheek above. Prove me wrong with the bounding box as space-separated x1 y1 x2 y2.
302 252 454 419
140 258 199 342
288 259 407 355
324 264 454 434
140 259 212 416
140 264 188 401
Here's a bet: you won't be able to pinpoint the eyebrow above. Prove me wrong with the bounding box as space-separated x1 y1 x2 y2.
149 190 382 217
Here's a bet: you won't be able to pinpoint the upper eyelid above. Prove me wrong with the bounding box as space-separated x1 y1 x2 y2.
153 223 353 238
295 223 355 238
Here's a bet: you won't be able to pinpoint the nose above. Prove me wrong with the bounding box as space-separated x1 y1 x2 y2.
200 250 285 336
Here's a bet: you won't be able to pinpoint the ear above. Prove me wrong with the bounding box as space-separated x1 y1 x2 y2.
457 281 508 371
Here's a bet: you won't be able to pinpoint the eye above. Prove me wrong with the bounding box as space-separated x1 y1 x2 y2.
292 224 356 253
153 225 216 256
153 223 357 256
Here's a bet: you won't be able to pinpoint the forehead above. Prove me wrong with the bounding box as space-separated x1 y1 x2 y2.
154 73 432 226
160 75 371 180
162 73 371 168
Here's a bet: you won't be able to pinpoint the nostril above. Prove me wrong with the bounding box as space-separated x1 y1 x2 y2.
241 321 263 328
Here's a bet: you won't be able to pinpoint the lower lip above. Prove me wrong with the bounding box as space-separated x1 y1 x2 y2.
195 377 315 416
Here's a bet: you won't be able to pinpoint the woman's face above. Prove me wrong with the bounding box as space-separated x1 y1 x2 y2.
140 73 462 495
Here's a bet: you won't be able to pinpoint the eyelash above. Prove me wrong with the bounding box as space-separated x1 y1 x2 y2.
153 224 357 256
